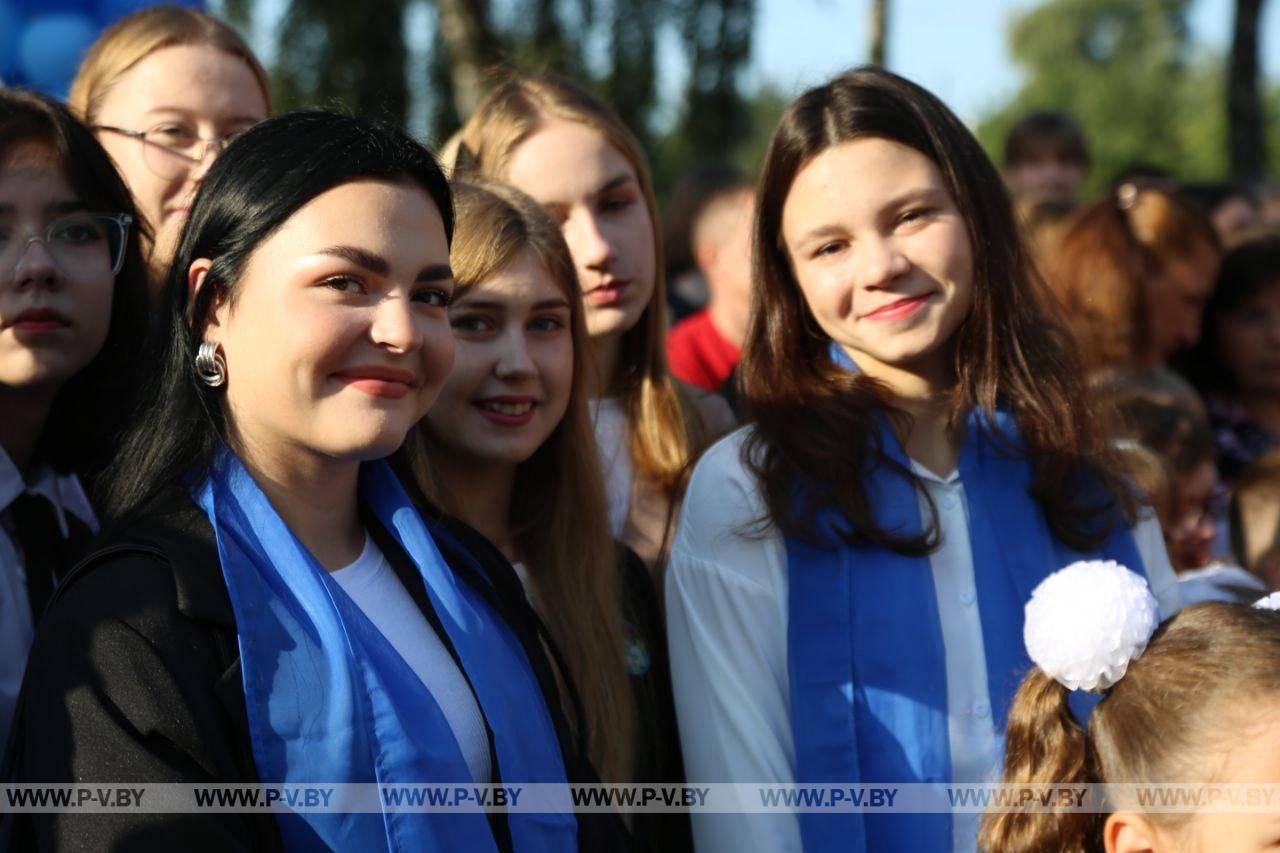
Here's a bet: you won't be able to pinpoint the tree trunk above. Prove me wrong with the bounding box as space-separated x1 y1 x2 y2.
434 0 502 120
1227 0 1267 182
870 0 888 66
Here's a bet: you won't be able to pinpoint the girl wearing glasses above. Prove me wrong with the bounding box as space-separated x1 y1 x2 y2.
0 90 149 761
70 6 270 284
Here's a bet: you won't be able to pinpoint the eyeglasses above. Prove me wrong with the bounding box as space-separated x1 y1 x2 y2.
1 213 133 280
94 123 248 180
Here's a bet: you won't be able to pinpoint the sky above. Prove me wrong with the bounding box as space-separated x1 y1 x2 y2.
715 0 1280 125
235 0 1279 131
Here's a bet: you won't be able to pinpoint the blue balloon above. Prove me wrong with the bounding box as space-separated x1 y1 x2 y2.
17 13 98 94
0 1 26 80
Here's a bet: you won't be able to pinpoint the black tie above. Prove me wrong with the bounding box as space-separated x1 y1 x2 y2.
8 492 94 620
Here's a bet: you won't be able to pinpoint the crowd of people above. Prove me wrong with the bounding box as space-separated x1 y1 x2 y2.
1 6 1278 852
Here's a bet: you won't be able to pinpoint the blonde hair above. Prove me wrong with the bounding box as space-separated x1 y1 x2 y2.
1047 186 1220 370
451 73 708 498
68 6 270 124
980 602 1280 852
413 178 634 784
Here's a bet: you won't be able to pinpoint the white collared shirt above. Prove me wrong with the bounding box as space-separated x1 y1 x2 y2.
665 428 1180 853
0 445 97 754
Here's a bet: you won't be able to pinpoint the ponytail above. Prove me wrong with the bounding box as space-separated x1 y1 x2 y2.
978 669 1103 853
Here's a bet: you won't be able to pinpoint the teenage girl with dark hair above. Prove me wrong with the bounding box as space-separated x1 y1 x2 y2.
5 110 623 852
0 89 148 757
666 67 1181 852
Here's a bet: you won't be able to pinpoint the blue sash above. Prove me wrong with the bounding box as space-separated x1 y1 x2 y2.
786 348 1145 851
193 446 577 852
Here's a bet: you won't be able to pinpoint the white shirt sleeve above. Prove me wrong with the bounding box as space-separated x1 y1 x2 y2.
1131 509 1182 619
665 429 802 853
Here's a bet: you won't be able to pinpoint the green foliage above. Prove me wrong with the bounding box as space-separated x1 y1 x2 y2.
219 0 759 185
272 0 410 124
976 0 1275 188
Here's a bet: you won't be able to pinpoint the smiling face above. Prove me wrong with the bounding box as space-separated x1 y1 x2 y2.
0 142 115 398
503 119 656 340
780 137 974 388
199 179 454 468
424 248 574 467
95 44 268 266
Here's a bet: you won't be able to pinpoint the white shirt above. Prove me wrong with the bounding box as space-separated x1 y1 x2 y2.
590 398 633 538
666 428 1181 853
1177 562 1268 605
0 445 97 754
331 537 492 783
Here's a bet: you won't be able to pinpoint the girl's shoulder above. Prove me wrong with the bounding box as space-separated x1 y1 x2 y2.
678 426 774 551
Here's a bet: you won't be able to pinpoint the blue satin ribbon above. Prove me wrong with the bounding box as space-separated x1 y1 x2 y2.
786 344 1144 851
193 446 577 852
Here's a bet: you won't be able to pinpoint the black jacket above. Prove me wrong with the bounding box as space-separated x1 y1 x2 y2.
2 493 630 853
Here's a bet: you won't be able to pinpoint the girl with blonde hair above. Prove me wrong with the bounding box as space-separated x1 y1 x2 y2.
450 74 732 572
69 5 270 281
415 178 689 851
982 563 1280 853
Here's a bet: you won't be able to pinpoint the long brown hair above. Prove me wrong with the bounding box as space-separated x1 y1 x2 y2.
980 602 1280 852
412 179 633 784
742 65 1136 553
450 73 708 497
1048 186 1219 370
69 5 271 124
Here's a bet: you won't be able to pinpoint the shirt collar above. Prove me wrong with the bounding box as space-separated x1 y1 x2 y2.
0 445 98 536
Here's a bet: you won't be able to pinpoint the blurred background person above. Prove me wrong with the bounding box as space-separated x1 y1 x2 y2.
1048 182 1220 372
68 5 270 285
1178 180 1261 244
1103 381 1259 603
666 172 753 402
661 164 749 322
1001 109 1089 206
1229 448 1280 593
1181 234 1280 482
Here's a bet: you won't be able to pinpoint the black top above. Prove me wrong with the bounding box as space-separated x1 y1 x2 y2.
615 548 693 853
2 492 630 853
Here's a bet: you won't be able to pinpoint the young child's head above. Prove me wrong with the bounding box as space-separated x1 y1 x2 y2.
1230 448 1280 590
1003 110 1090 205
982 563 1280 853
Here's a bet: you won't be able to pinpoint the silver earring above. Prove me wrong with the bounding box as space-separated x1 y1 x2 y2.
195 340 227 388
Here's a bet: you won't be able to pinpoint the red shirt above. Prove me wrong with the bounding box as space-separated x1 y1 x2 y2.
667 309 741 392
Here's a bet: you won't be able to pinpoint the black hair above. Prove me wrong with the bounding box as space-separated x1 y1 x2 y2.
1179 233 1280 398
104 110 453 519
1002 110 1090 169
1177 181 1257 218
0 89 150 486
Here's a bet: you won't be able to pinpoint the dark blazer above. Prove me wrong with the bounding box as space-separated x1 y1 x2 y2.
2 491 630 852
